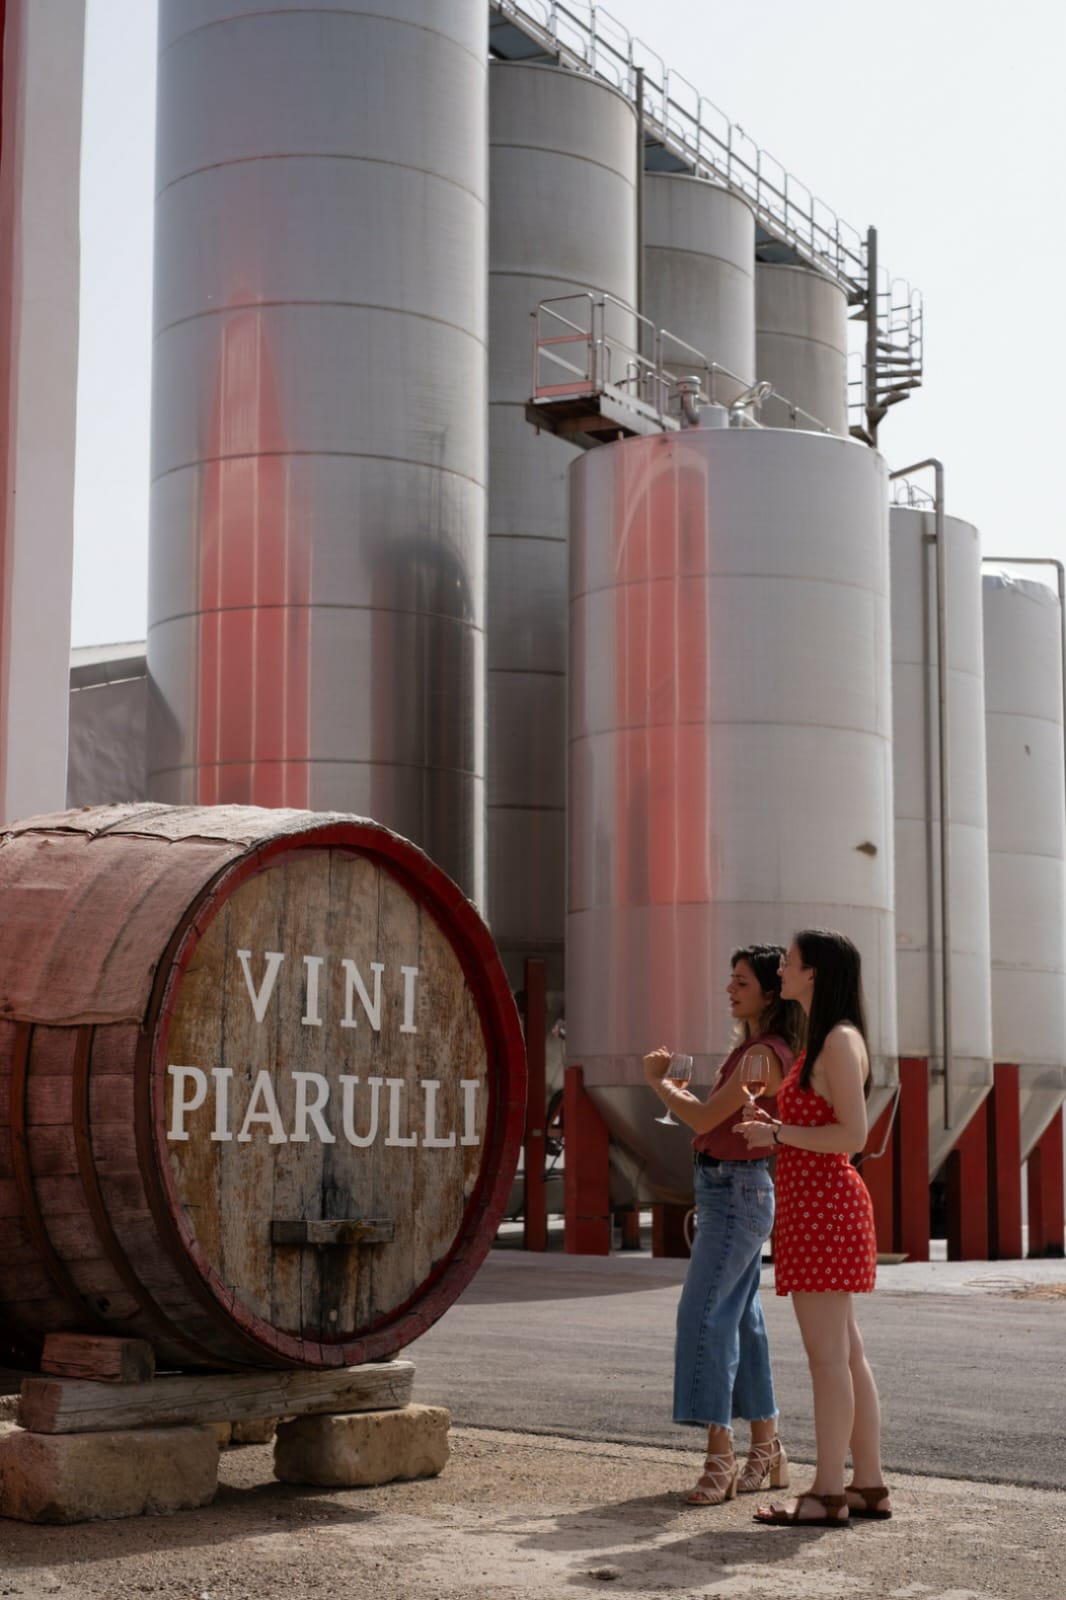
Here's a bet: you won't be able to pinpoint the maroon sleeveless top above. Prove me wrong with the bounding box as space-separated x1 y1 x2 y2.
692 1032 792 1161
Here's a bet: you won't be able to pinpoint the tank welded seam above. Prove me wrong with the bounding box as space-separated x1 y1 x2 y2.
150 452 486 492
569 721 894 740
989 852 1066 867
573 572 889 602
487 533 568 545
147 604 486 632
488 803 564 813
71 1025 222 1367
154 300 488 350
490 272 635 295
986 712 1065 729
8 1023 112 1335
491 142 637 187
159 9 488 73
645 243 755 277
156 152 486 210
488 667 564 679
149 758 486 781
755 329 845 352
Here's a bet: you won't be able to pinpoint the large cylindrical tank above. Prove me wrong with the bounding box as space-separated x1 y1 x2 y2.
890 508 993 1173
488 61 637 988
568 424 895 1201
983 572 1066 1158
642 174 755 404
755 263 849 434
147 0 487 904
0 805 524 1371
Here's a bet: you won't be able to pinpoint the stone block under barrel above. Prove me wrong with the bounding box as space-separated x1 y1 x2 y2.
0 805 525 1370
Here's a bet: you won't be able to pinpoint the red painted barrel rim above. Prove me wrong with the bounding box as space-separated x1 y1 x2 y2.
142 818 526 1368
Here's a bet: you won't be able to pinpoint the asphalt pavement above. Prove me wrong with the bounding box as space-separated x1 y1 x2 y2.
408 1243 1066 1489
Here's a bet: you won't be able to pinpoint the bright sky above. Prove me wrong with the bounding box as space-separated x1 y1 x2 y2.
71 0 1066 647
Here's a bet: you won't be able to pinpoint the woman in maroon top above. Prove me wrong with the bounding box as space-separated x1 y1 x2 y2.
644 945 801 1506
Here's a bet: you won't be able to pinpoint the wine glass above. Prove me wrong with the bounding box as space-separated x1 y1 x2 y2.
655 1052 693 1126
739 1050 771 1120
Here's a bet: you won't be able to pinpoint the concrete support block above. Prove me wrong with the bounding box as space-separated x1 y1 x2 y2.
230 1416 277 1445
273 1404 450 1488
0 1424 219 1523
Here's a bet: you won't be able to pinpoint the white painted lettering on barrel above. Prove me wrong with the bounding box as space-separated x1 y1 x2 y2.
460 1079 479 1146
210 1067 233 1141
341 960 385 1031
291 1071 335 1144
301 955 324 1027
237 1071 288 1144
167 1066 208 1140
400 965 419 1033
237 949 286 1023
385 1078 417 1147
340 1075 382 1147
421 1080 456 1148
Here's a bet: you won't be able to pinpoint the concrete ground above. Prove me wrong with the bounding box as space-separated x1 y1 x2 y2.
1 1248 1064 1599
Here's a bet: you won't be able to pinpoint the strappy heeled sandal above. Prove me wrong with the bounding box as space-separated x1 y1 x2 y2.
845 1483 892 1519
753 1491 849 1527
737 1435 790 1494
683 1449 738 1506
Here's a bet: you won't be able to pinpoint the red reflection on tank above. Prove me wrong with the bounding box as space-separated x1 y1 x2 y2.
611 437 712 1043
197 307 310 807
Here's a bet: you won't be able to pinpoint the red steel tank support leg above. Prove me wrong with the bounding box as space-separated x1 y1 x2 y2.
861 1100 897 1253
522 959 548 1253
1027 1108 1065 1258
987 1063 1022 1260
896 1058 930 1262
651 1203 690 1259
619 1209 642 1250
563 1065 611 1256
946 1100 989 1260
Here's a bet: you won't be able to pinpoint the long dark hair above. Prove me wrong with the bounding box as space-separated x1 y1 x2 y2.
731 944 802 1054
794 928 869 1094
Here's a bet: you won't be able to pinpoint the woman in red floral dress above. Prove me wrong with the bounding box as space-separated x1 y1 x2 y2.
740 929 891 1526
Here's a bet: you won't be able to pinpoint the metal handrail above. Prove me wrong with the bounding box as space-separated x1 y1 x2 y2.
531 292 834 434
492 0 865 290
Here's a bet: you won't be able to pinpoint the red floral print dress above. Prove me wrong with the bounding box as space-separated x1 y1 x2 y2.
773 1052 877 1296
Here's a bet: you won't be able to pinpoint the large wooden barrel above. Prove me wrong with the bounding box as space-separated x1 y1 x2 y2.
0 805 525 1369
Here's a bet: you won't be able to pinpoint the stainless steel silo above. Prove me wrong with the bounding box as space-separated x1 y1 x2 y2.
488 61 637 987
755 262 849 434
890 508 993 1174
568 423 896 1202
147 0 487 902
642 174 755 404
983 571 1066 1159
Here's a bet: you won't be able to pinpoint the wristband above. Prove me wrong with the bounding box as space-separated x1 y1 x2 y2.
772 1123 783 1146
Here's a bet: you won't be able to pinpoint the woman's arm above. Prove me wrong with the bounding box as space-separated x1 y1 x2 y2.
739 1028 869 1155
642 1043 784 1136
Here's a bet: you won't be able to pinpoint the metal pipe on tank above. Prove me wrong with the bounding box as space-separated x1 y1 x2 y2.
890 460 950 1129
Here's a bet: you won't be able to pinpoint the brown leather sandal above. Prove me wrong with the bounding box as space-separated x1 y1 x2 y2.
753 1491 849 1527
845 1484 892 1519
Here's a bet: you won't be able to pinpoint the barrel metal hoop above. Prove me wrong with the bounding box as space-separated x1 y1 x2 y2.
8 1022 111 1334
71 1023 225 1368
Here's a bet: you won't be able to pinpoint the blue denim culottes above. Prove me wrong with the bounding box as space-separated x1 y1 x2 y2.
673 1160 777 1429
